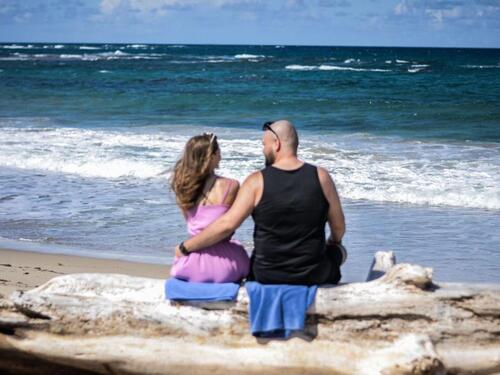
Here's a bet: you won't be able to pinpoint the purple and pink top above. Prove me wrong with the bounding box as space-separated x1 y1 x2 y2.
170 179 250 283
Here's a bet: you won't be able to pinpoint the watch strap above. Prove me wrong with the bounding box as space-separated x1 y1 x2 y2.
179 241 189 256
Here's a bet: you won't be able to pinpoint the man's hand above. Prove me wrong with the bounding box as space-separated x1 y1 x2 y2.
327 234 341 245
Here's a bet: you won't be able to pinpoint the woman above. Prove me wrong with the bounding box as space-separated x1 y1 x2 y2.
169 133 250 283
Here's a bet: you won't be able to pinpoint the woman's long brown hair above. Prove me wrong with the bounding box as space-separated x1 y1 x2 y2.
170 134 219 211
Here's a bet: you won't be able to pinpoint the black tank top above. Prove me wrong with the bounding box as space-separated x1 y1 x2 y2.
250 163 334 285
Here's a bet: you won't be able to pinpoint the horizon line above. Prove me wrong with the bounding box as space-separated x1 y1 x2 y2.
1 41 499 50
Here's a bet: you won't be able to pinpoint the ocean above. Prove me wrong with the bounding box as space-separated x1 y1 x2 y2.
0 43 499 283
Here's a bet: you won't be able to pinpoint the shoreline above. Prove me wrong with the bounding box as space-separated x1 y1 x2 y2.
0 236 171 266
0 248 171 297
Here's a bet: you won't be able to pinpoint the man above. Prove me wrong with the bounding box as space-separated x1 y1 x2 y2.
176 120 346 285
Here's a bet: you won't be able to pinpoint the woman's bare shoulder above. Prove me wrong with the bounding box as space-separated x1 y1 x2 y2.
215 176 239 204
215 176 240 188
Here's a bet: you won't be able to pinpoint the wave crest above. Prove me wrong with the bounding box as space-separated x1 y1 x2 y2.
0 124 498 210
286 64 390 72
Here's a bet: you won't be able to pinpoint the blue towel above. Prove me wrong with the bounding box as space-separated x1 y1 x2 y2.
245 281 317 338
165 278 240 301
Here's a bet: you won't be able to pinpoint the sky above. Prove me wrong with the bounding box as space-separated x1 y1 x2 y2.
0 0 499 48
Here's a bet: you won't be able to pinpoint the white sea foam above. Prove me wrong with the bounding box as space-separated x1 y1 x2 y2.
462 65 500 69
300 135 500 211
385 60 392 64
408 64 429 72
234 54 266 59
83 54 100 61
396 59 409 63
56 54 71 59
127 44 148 48
105 50 128 56
0 56 27 61
99 70 111 73
1 44 33 49
0 52 30 61
6 50 162 62
0 123 498 210
79 46 101 50
286 64 390 72
130 55 159 60
0 126 178 179
319 65 390 72
168 60 196 64
286 65 317 70
62 50 128 60
60 54 82 59
42 45 63 49
170 55 244 64
206 59 231 63
344 58 360 64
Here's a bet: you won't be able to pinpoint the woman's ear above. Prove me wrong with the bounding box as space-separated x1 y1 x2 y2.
212 150 220 169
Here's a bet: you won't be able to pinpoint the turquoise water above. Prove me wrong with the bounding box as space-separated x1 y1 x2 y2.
1 44 499 140
0 43 499 283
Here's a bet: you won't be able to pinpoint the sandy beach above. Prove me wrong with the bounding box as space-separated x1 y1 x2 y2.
0 248 170 297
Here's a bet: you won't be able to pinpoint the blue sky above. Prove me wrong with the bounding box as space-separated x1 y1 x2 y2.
1 0 499 47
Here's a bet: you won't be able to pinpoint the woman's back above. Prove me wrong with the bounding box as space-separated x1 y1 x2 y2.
186 177 237 235
171 176 250 283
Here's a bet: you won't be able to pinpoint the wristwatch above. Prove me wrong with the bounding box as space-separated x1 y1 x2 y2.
179 241 189 256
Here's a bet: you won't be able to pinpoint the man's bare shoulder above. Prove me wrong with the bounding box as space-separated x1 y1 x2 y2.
316 165 334 184
224 171 262 217
243 170 263 187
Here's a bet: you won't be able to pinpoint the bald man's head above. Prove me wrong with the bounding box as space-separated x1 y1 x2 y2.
270 120 299 153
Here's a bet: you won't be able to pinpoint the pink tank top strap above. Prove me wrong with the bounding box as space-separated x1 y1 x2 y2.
221 179 234 205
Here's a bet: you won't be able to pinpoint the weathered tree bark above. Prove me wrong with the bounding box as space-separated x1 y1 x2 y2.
0 252 499 374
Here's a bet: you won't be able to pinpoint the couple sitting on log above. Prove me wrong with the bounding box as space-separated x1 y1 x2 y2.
170 120 347 286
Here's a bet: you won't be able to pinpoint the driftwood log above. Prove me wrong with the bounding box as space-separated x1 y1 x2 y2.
0 251 499 374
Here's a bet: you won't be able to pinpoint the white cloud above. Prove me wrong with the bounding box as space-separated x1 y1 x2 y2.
100 0 122 14
392 0 499 26
394 1 410 15
128 0 183 13
98 0 266 15
425 6 461 23
13 11 32 23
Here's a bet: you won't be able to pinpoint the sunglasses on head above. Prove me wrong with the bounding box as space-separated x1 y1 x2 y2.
262 121 280 141
202 132 216 144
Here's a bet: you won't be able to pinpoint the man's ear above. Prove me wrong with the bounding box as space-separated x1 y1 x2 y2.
274 139 281 152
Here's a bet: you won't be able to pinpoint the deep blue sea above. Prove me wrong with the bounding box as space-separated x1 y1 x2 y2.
0 43 499 283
